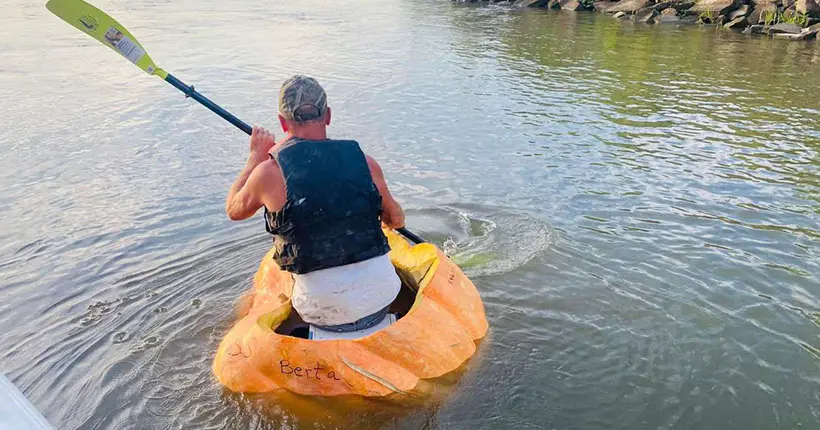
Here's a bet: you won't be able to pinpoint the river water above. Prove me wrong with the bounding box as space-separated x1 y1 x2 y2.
1 0 819 428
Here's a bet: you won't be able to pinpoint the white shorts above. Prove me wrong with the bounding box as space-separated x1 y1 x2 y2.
291 254 401 326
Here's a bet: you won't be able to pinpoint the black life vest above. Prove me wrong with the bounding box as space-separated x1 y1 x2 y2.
264 137 390 274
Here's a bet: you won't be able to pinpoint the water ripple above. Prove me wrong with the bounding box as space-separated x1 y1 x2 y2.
0 0 819 429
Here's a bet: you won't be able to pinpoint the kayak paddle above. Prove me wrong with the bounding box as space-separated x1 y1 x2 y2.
45 0 425 244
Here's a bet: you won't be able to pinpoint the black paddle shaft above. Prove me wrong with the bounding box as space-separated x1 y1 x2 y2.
396 228 424 244
165 73 253 134
164 73 425 244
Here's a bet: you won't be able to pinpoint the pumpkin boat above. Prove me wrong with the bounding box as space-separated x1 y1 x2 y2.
212 229 489 397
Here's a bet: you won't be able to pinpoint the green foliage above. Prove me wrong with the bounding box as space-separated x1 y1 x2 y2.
759 9 811 27
781 10 810 27
698 9 717 23
761 8 778 26
578 0 595 8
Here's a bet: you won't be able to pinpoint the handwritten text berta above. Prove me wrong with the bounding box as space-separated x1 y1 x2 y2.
280 360 342 381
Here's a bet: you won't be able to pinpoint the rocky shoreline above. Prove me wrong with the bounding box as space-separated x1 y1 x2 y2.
471 0 820 41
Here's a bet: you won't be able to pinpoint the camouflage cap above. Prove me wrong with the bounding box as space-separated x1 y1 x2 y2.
278 75 328 123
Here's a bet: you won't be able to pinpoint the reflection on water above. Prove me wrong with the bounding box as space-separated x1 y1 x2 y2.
0 0 818 428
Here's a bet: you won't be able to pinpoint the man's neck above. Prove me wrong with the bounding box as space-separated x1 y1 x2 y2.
287 128 328 141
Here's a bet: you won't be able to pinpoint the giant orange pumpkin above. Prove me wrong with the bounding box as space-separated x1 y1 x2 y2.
212 229 489 397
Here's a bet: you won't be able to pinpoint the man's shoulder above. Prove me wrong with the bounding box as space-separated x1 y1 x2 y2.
251 157 282 181
248 158 284 202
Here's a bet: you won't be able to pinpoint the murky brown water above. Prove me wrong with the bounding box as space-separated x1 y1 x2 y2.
1 0 818 428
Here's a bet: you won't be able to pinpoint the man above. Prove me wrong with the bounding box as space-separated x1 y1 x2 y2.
225 75 406 333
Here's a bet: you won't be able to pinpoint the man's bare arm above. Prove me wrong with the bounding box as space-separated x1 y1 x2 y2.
226 161 265 220
365 155 405 229
226 126 276 221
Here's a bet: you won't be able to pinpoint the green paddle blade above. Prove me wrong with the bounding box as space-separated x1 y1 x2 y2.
46 0 167 78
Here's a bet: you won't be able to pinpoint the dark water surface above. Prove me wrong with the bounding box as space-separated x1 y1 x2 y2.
1 0 819 428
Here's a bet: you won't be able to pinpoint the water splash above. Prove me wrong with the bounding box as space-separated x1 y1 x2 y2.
406 204 554 277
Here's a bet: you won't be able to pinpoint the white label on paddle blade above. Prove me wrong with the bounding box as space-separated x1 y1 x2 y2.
103 26 145 65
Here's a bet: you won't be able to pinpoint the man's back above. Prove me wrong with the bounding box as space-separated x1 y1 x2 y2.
262 137 390 275
224 75 405 330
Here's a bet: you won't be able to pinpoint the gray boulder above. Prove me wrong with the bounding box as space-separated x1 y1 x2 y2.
516 0 550 6
649 1 670 9
674 0 698 11
689 0 737 16
636 8 659 22
657 0 696 12
728 5 751 19
724 15 749 27
560 0 585 10
796 0 820 16
747 4 778 25
781 7 802 21
800 21 820 37
656 14 682 22
593 1 616 11
547 0 563 9
768 22 804 33
607 0 650 13
785 25 820 39
743 24 768 33
613 10 628 17
772 32 803 39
